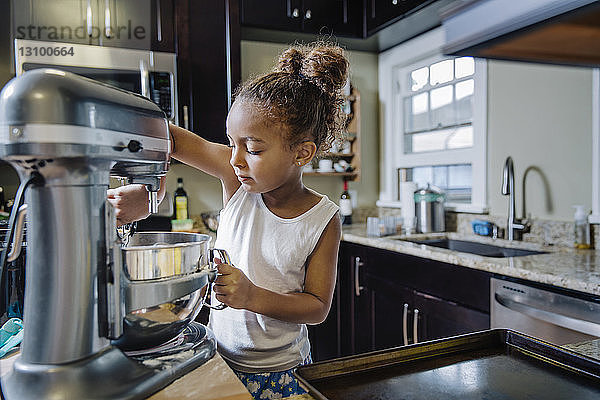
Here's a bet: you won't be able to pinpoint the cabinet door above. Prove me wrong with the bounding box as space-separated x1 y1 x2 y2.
337 242 366 357
366 275 414 351
412 290 489 343
240 0 302 32
11 0 165 50
175 0 241 143
150 0 175 52
12 0 93 45
301 0 361 37
366 0 431 35
103 0 153 49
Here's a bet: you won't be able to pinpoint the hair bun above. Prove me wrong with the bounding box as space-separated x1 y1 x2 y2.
276 48 304 75
302 44 348 93
275 43 348 93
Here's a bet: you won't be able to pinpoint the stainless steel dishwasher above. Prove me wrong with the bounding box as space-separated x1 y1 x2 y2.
491 277 600 345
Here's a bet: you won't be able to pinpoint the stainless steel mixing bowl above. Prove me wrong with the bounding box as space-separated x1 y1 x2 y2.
113 232 213 351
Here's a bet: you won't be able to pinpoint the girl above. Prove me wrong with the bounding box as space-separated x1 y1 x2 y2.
108 42 349 398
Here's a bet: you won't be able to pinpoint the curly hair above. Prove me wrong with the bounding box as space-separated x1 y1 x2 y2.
233 42 349 155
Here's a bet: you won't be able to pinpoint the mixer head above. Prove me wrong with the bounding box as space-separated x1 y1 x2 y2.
0 68 170 206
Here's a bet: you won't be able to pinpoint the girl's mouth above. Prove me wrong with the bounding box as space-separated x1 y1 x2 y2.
237 175 252 183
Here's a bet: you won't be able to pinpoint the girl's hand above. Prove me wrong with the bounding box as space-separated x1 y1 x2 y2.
107 184 150 226
213 259 256 310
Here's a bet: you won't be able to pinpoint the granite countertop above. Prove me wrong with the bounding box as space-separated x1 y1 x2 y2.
341 224 600 296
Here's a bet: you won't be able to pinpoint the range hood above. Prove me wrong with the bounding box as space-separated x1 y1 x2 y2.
442 0 600 66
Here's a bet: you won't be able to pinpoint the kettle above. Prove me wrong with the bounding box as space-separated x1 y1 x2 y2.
414 184 445 233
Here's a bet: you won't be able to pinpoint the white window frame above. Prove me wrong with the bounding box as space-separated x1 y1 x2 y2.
377 27 488 213
591 68 600 223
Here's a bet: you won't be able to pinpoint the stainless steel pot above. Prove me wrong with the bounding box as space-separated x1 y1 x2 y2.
113 232 227 351
415 184 445 233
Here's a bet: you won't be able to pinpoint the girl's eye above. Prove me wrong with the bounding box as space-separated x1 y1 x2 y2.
247 150 262 155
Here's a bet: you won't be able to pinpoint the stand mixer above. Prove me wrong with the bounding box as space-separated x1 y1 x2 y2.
0 69 222 399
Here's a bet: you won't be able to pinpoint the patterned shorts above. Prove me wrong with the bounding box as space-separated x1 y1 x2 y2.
233 356 311 399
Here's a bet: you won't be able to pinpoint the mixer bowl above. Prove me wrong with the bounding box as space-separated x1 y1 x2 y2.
113 232 212 352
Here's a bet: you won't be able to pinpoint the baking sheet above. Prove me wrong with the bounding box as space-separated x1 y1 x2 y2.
295 329 600 400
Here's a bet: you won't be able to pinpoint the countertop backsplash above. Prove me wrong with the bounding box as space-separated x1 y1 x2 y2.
194 203 596 250
370 207 596 249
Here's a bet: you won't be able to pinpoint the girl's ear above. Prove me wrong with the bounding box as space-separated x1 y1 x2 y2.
295 141 317 167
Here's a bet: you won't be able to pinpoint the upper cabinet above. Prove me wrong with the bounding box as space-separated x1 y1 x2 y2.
240 0 362 38
10 0 174 51
174 0 241 144
365 0 434 35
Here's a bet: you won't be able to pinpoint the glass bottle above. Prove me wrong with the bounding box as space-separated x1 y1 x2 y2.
173 177 189 220
340 180 353 225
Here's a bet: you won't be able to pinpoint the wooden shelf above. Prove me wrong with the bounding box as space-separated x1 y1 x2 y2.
325 152 355 158
304 172 358 178
309 86 361 181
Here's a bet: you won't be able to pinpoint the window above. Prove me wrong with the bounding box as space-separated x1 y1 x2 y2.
378 28 487 212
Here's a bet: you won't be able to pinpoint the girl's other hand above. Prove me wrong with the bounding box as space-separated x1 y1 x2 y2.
213 258 256 310
107 184 150 226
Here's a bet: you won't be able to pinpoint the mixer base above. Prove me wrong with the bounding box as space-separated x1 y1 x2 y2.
1 322 216 400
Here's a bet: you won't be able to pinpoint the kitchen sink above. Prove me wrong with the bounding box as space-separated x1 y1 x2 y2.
399 238 547 258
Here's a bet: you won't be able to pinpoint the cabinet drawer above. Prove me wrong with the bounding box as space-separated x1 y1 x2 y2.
360 245 491 313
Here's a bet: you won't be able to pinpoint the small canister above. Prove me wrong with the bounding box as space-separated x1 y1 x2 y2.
414 184 445 233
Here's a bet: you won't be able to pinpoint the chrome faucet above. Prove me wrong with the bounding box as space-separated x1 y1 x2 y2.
502 157 530 240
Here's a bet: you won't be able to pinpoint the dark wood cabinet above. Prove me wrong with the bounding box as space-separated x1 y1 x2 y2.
174 0 241 144
241 0 302 32
240 0 362 38
309 241 491 362
412 289 489 343
365 0 434 35
151 0 175 52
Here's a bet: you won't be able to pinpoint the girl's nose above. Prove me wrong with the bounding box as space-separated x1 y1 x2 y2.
230 148 246 169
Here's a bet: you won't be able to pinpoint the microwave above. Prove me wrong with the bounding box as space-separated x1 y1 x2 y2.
14 39 178 124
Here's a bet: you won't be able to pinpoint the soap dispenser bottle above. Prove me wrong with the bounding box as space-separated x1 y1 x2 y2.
573 205 591 249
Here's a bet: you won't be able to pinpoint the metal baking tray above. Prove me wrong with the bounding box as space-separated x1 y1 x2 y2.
295 329 600 399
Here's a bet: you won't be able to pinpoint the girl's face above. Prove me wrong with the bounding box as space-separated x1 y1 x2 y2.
226 101 299 193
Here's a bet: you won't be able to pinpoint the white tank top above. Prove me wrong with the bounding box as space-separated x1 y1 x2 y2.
209 187 339 372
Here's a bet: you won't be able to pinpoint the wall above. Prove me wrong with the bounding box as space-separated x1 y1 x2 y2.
171 40 380 215
486 61 593 222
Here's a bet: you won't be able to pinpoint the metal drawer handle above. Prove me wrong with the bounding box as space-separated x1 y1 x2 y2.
413 309 419 344
86 0 93 37
354 256 364 296
156 0 163 42
183 105 189 130
402 303 409 346
104 0 112 38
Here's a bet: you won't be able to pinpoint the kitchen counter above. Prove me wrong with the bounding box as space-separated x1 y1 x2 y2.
0 351 251 400
341 224 600 296
290 226 600 400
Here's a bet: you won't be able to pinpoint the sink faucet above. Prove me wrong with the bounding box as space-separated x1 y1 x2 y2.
502 156 530 240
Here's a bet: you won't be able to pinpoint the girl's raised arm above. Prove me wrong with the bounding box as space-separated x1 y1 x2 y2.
170 124 233 180
169 124 240 199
